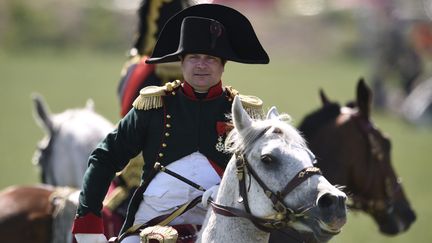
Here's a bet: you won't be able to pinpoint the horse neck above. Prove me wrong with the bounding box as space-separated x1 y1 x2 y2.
50 136 87 188
198 158 270 243
199 214 270 243
217 160 239 205
48 110 113 188
311 117 353 185
51 188 79 243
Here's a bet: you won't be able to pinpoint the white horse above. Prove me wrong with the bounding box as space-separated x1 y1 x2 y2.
32 93 114 188
197 96 347 243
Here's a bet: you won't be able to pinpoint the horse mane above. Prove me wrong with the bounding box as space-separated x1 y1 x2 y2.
225 113 307 155
50 187 79 243
298 103 341 141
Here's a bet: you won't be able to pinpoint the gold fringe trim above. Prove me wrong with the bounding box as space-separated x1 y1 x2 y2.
225 86 264 119
132 80 181 110
244 106 264 120
141 226 178 243
133 95 163 111
225 86 239 98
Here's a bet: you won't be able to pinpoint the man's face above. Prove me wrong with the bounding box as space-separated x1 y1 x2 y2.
181 54 225 92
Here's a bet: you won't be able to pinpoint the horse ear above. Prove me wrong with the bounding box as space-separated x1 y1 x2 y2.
85 99 95 111
31 93 55 135
356 77 372 119
232 95 252 132
319 88 331 106
266 106 279 120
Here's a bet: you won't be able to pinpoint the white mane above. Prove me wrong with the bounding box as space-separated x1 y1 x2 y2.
225 112 306 156
50 187 79 243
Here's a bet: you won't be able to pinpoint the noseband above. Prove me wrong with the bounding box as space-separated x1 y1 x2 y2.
211 152 322 232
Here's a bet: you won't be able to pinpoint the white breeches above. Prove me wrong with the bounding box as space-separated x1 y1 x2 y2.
121 152 220 243
120 235 140 243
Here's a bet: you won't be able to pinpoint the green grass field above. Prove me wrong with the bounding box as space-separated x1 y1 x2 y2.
0 49 430 242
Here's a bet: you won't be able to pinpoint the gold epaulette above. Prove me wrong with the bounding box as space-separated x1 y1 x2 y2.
132 80 181 110
226 86 264 119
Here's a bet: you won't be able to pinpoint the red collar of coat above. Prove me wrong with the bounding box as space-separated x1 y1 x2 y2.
181 81 223 100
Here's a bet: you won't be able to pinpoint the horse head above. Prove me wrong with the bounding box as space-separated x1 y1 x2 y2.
299 78 416 235
32 94 114 188
200 96 347 243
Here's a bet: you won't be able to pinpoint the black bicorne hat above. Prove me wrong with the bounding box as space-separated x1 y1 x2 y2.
146 4 269 64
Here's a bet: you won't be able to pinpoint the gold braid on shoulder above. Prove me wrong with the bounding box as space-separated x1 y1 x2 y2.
225 86 264 119
132 80 181 110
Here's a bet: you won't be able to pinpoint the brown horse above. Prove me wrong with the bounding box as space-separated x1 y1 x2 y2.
0 185 78 243
303 79 416 235
270 79 416 242
0 184 130 243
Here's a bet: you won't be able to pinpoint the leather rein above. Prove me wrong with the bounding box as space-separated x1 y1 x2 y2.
210 152 322 232
154 124 322 233
155 152 322 233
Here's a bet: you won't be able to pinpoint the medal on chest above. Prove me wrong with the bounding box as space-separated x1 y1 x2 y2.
215 122 233 152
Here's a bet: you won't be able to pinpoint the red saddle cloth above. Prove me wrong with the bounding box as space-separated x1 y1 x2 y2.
102 207 125 239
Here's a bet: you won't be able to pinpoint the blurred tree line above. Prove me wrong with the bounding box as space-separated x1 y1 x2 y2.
0 0 137 53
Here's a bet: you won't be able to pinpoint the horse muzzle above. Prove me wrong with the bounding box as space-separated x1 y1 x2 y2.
376 200 416 235
301 192 347 242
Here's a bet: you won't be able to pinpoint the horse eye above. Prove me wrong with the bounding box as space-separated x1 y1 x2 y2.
273 127 283 134
260 154 274 164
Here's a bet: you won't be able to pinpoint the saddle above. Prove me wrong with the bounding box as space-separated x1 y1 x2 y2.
108 196 202 243
140 224 199 243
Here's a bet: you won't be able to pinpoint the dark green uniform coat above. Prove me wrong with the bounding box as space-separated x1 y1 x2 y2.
75 81 264 233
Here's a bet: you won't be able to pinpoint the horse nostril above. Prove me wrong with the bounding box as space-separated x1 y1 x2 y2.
318 193 338 209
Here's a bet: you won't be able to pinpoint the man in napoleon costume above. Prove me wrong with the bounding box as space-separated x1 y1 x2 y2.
72 4 269 243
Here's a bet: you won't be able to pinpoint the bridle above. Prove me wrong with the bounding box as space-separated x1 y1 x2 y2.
35 131 59 185
155 126 322 233
154 151 322 233
210 151 322 232
348 113 402 213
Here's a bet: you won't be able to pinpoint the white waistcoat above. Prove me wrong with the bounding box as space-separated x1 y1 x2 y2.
143 151 221 211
